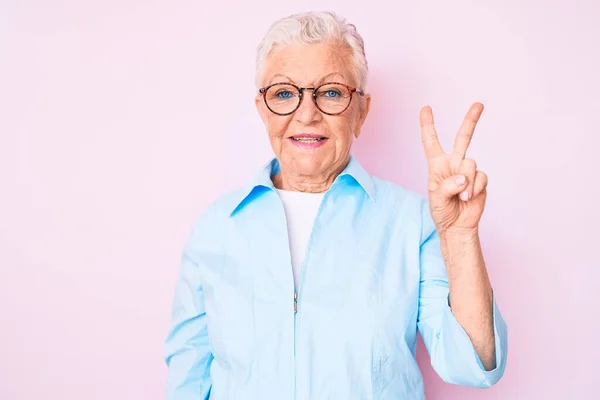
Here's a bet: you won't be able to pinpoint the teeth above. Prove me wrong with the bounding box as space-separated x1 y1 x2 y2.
292 137 324 142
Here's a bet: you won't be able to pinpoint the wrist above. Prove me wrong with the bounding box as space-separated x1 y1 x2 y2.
439 226 480 243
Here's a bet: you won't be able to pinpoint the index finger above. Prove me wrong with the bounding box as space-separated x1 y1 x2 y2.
419 105 444 160
453 102 484 158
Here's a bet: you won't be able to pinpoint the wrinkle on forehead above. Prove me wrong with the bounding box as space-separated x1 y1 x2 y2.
269 72 346 86
261 42 357 88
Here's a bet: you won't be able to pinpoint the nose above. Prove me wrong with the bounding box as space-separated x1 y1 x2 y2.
294 89 321 124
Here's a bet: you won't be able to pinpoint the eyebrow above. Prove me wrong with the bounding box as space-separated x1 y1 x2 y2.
269 72 346 86
270 74 293 84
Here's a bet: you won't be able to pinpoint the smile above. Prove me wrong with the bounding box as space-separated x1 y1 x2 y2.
288 135 329 149
291 137 327 142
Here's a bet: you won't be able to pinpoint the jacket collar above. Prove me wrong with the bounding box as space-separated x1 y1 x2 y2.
226 155 374 217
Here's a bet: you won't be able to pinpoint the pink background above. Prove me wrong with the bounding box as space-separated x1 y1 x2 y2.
1 1 598 399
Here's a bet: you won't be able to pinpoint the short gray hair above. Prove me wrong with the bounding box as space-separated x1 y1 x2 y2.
255 11 368 90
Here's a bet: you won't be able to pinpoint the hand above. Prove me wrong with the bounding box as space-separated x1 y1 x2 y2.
419 102 488 235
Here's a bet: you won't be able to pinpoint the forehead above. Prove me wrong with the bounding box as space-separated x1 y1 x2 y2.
263 42 355 86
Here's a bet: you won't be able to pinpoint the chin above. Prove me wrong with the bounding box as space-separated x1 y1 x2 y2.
288 153 330 176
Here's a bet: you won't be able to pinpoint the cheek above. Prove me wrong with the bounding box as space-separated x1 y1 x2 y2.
266 115 289 139
327 115 358 142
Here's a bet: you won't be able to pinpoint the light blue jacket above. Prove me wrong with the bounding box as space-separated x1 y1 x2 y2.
164 156 508 399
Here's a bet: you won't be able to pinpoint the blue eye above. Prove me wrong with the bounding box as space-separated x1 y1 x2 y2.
319 89 342 99
276 90 294 99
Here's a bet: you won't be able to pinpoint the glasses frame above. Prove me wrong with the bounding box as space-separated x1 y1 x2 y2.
258 81 365 116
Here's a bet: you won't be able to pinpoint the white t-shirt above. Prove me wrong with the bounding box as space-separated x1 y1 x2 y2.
275 189 325 291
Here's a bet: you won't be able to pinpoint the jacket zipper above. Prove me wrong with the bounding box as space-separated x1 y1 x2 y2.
293 284 301 400
293 289 298 400
294 291 298 314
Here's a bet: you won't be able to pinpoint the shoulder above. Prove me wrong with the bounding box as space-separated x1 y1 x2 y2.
370 176 436 241
180 187 248 258
191 185 247 227
370 176 428 213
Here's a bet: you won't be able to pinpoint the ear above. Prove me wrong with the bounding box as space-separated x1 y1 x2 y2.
354 93 371 139
255 93 268 124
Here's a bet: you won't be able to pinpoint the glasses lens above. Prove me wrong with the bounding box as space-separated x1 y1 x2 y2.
265 84 300 114
315 84 352 114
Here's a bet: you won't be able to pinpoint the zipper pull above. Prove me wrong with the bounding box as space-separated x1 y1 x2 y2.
293 291 298 314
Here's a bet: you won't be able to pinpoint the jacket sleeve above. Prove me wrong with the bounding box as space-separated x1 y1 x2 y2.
164 207 217 400
416 205 508 388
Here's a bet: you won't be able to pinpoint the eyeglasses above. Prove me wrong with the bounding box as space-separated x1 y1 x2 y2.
258 82 364 116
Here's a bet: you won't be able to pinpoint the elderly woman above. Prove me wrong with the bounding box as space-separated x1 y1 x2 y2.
164 11 507 400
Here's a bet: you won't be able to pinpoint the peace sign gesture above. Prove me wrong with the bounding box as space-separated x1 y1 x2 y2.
420 102 488 235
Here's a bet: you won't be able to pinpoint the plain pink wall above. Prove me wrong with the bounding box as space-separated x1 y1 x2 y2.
1 0 598 399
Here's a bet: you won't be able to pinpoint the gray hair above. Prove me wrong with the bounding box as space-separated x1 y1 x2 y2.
255 11 368 91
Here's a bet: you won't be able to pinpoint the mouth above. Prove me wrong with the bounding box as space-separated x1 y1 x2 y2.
291 137 327 143
289 134 328 143
288 134 329 149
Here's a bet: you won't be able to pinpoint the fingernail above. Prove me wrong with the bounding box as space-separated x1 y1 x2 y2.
460 191 469 201
456 175 466 185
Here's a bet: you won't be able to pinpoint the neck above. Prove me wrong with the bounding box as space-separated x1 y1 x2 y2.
272 160 348 193
272 173 332 193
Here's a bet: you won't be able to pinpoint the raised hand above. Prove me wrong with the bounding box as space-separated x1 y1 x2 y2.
419 102 488 235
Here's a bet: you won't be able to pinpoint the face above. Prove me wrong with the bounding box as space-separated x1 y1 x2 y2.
255 42 371 185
